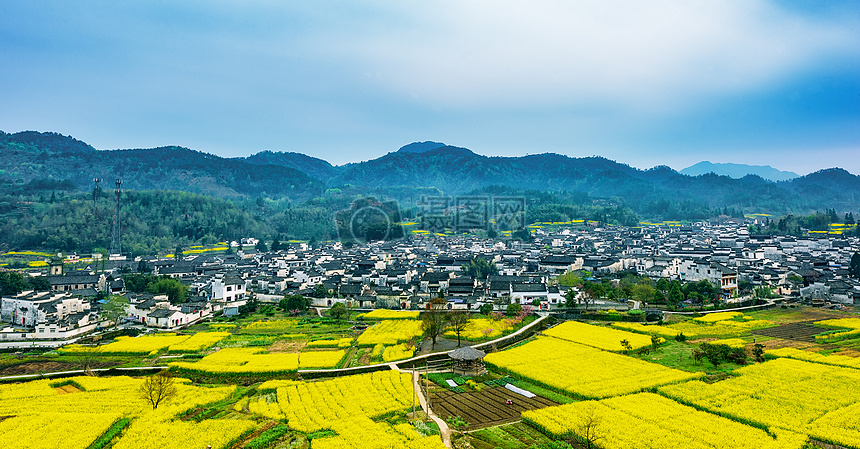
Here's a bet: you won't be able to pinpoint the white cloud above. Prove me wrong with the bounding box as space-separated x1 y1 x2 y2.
329 0 858 112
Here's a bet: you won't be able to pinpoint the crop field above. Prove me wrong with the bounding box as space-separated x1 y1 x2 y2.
766 347 860 369
265 370 446 448
751 320 829 342
659 357 860 448
359 309 420 320
484 337 702 399
523 392 806 449
0 375 252 449
613 314 775 339
170 347 300 374
444 317 517 340
543 321 658 351
431 386 557 430
60 333 195 354
356 319 424 346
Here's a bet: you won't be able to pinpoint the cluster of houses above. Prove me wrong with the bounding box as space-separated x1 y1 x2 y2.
1 218 858 342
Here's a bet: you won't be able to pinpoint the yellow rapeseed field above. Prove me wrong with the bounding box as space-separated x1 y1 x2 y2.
523 392 806 449
444 317 516 340
659 357 860 447
543 321 659 351
360 309 420 319
484 337 702 399
61 333 192 354
0 375 250 449
170 347 299 374
167 331 231 352
356 320 424 346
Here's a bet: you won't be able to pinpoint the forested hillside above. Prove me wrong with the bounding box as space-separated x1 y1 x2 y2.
1 130 859 255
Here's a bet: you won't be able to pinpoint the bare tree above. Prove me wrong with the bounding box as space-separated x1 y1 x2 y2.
448 311 470 347
75 348 101 376
577 407 604 449
139 370 178 409
422 297 449 349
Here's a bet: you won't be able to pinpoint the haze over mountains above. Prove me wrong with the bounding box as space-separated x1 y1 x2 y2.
2 130 860 216
680 161 800 182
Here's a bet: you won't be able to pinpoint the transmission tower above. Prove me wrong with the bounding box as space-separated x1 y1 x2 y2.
92 178 102 209
110 179 122 256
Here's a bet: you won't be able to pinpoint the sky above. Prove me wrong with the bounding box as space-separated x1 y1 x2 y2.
1 1 859 175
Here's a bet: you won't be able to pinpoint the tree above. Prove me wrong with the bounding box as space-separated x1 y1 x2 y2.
139 370 177 410
174 245 183 261
752 343 765 363
270 237 281 252
851 252 860 278
312 283 329 298
667 282 683 308
556 271 583 287
26 275 51 292
146 277 189 304
422 297 449 349
576 406 604 449
448 311 470 347
328 302 348 320
630 283 655 303
255 239 268 252
0 271 28 296
506 302 523 316
100 295 129 327
563 288 578 309
479 303 494 315
461 257 498 279
280 294 308 313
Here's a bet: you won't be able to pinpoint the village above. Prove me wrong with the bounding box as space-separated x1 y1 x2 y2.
1 217 858 345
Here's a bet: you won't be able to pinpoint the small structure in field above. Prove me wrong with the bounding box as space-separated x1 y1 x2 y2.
448 345 487 375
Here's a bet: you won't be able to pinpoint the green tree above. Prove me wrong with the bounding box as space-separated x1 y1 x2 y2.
328 302 348 320
461 257 498 279
479 303 494 315
667 282 684 308
146 277 188 304
0 271 29 296
630 283 655 303
255 239 268 252
312 283 329 298
26 275 51 292
280 294 309 312
100 295 129 326
506 302 523 316
851 252 860 278
174 245 183 261
556 271 583 287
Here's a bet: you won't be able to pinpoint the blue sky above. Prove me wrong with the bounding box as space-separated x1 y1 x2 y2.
1 1 858 175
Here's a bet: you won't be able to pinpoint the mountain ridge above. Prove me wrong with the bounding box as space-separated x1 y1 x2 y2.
2 131 859 215
680 161 799 182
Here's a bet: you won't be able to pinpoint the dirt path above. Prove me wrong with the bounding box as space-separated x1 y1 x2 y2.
390 364 452 448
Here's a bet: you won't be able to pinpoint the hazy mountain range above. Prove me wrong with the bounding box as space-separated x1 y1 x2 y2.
680 161 799 182
2 130 859 215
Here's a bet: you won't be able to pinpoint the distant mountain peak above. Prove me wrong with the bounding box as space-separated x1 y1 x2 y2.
680 161 799 182
397 141 446 153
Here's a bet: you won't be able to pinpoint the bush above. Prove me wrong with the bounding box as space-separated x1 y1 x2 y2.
699 342 747 366
674 332 687 342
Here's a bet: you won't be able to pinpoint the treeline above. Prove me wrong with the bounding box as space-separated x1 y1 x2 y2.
0 189 273 256
748 209 859 235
